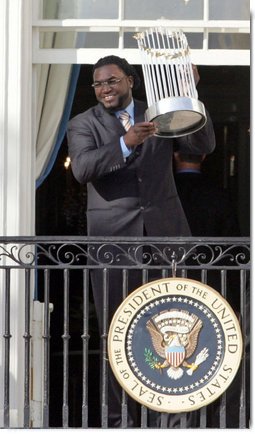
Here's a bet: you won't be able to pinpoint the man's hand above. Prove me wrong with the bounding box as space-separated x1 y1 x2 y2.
123 122 157 148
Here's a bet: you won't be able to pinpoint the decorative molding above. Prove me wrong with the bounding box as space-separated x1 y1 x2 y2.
0 239 250 269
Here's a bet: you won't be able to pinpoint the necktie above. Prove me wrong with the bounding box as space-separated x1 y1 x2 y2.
119 111 132 131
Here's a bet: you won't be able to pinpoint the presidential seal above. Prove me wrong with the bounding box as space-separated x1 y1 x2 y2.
108 278 243 413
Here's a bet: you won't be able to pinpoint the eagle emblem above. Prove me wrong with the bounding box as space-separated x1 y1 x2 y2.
146 309 208 379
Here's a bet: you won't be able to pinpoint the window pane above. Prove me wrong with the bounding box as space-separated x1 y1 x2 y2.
186 33 203 49
43 0 118 19
209 0 250 20
209 33 250 49
39 32 77 49
124 0 203 19
78 32 118 48
124 32 140 49
39 32 119 48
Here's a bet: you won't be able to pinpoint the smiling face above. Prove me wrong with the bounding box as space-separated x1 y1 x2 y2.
93 64 134 111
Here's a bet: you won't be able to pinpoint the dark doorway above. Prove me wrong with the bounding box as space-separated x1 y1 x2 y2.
36 64 250 237
35 64 250 427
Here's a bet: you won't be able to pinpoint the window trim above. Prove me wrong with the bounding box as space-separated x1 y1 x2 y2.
32 18 250 65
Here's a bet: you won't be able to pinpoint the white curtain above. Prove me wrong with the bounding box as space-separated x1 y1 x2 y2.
35 0 77 180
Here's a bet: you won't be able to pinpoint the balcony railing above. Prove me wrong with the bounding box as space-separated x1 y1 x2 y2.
0 236 250 428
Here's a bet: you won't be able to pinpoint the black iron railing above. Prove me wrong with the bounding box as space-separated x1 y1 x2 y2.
0 237 250 428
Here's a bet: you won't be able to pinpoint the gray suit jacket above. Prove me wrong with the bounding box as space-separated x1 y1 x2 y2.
67 99 216 237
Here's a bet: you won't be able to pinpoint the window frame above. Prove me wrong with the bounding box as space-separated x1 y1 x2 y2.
32 1 250 65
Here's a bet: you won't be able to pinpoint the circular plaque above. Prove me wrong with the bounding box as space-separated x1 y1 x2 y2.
108 278 243 413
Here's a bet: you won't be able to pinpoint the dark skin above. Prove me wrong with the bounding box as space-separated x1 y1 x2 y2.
93 64 157 148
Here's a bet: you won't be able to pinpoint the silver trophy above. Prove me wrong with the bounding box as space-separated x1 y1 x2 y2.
135 28 206 137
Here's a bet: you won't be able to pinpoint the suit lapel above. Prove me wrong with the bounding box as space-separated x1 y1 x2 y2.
93 100 148 163
95 103 124 134
134 99 147 123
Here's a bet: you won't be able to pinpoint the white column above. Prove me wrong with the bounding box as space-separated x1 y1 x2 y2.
0 0 35 427
0 3 34 235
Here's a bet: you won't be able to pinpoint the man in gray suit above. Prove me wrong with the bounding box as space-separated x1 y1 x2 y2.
67 55 216 427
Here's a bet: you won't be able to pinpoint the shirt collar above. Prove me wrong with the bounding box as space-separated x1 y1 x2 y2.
115 100 134 120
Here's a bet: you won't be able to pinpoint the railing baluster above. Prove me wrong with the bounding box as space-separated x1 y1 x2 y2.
101 268 109 428
181 268 187 278
42 269 50 428
199 269 208 428
121 269 128 428
161 268 168 278
141 268 148 428
142 268 148 284
159 412 168 428
201 269 207 285
62 269 70 428
219 270 227 428
3 268 11 428
81 268 89 428
24 268 32 428
221 269 227 298
239 269 248 428
140 406 148 428
180 412 188 428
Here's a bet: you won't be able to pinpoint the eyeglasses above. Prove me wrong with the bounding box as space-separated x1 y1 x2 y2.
91 76 126 89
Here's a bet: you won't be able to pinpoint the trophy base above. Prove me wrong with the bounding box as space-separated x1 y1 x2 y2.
145 97 207 138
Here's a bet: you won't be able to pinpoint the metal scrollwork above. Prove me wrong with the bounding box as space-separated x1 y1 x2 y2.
0 239 250 269
0 244 36 266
